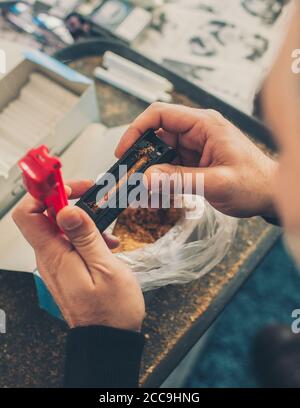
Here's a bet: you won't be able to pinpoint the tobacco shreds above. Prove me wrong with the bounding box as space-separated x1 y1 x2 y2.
88 145 155 212
112 207 183 252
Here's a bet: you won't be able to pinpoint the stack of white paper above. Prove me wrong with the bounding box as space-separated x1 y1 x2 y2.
0 72 79 177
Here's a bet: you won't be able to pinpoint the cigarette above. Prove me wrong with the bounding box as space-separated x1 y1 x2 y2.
4 100 57 127
103 52 174 93
0 118 32 150
11 100 47 126
28 81 73 112
6 99 56 145
94 67 171 104
30 73 79 107
20 87 62 119
19 91 61 122
91 148 154 212
0 135 23 168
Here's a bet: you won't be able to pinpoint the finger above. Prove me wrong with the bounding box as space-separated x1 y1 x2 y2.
115 103 205 158
178 145 200 167
13 180 95 250
145 163 231 203
61 185 120 250
65 185 72 197
102 232 120 250
145 163 203 196
155 128 178 148
65 179 94 199
56 206 112 276
12 194 60 249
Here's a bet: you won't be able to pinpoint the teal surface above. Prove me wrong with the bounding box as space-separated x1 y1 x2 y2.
186 238 300 388
34 275 63 320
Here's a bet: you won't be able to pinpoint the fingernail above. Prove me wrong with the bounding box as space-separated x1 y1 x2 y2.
144 166 162 183
149 166 163 175
105 232 118 240
61 209 83 230
64 185 72 197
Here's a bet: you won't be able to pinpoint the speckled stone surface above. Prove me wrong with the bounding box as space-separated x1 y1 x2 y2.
0 56 281 387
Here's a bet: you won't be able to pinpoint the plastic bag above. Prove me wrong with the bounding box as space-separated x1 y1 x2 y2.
114 196 237 291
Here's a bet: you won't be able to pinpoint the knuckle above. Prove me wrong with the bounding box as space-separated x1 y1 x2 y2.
173 165 185 190
206 108 218 115
149 101 165 112
216 169 236 196
174 164 184 179
11 208 19 223
193 118 207 135
73 228 99 248
126 124 139 135
12 205 22 225
205 109 224 120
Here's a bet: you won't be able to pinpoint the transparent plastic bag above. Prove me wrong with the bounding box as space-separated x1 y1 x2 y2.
114 196 237 291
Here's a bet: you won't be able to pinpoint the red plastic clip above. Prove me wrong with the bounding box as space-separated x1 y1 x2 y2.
18 145 68 222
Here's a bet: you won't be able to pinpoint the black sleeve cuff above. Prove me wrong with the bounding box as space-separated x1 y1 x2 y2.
262 216 281 227
64 325 145 388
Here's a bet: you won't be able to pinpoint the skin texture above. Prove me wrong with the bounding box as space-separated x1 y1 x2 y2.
262 2 300 233
12 180 145 331
12 1 300 331
116 103 278 218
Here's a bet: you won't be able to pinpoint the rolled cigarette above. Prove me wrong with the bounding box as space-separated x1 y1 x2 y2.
0 111 25 133
12 99 52 128
24 81 68 112
30 73 79 107
94 67 166 104
26 81 77 118
11 100 47 144
5 101 54 144
0 72 80 168
0 118 32 150
20 87 62 120
0 158 10 176
0 134 23 168
103 51 174 93
19 91 61 124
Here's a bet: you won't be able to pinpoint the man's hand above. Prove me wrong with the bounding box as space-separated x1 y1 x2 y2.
12 180 145 332
116 103 278 218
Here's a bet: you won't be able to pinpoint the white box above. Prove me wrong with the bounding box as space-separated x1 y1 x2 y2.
0 50 123 274
0 50 100 219
0 122 126 273
0 51 138 320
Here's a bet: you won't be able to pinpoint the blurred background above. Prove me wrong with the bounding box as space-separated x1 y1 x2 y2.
0 0 298 388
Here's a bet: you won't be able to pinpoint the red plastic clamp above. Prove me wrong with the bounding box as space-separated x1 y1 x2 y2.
18 145 68 222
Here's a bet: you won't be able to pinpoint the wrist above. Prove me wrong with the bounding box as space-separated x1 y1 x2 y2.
68 319 143 333
258 159 279 219
260 200 279 220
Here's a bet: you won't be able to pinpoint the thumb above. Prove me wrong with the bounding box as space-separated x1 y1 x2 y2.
57 206 112 264
145 163 231 202
145 163 204 196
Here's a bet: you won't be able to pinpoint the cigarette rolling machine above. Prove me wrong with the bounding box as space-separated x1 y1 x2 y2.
76 129 177 232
